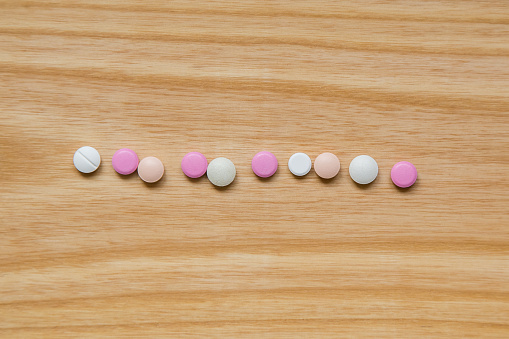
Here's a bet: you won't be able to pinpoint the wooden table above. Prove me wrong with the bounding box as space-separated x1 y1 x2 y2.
1 1 508 337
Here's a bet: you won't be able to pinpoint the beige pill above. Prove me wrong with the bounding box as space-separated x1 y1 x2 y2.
138 156 164 183
314 152 340 179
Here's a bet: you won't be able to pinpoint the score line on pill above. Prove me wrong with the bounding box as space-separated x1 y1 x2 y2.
73 146 101 173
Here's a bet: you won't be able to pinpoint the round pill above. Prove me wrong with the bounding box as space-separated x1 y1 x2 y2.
349 155 378 184
207 157 236 187
252 151 278 178
314 152 340 179
73 146 101 173
112 148 139 175
391 161 417 188
138 156 164 183
181 152 208 178
288 153 312 176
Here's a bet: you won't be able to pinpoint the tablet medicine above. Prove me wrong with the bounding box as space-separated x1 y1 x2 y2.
181 152 208 178
207 157 236 187
314 152 340 179
391 161 417 188
138 156 164 183
73 146 101 173
252 151 278 178
349 155 378 184
112 148 139 175
288 153 312 176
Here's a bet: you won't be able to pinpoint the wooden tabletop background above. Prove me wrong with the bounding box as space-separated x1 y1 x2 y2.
1 1 508 337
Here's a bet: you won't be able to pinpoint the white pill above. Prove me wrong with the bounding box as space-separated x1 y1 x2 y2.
349 155 378 184
73 146 101 173
288 153 312 176
207 157 236 187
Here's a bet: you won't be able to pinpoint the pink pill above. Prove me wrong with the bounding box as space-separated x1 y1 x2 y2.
252 151 278 178
314 152 340 179
112 148 139 175
391 161 417 188
181 152 208 178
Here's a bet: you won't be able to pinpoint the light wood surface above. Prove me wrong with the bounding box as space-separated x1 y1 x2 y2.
1 1 508 337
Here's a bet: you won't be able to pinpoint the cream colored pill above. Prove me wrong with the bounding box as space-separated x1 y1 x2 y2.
138 156 164 183
73 146 101 173
314 152 340 179
207 157 236 187
349 155 378 184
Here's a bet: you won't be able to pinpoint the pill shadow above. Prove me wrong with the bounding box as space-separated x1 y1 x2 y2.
142 173 166 188
185 174 207 183
211 177 238 191
255 170 279 183
394 178 419 192
78 164 103 178
354 178 379 190
115 170 139 181
318 171 342 184
289 167 315 181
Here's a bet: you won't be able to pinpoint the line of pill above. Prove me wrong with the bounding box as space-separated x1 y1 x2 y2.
73 146 417 188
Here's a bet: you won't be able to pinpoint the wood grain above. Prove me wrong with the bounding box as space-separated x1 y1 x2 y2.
1 1 508 337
